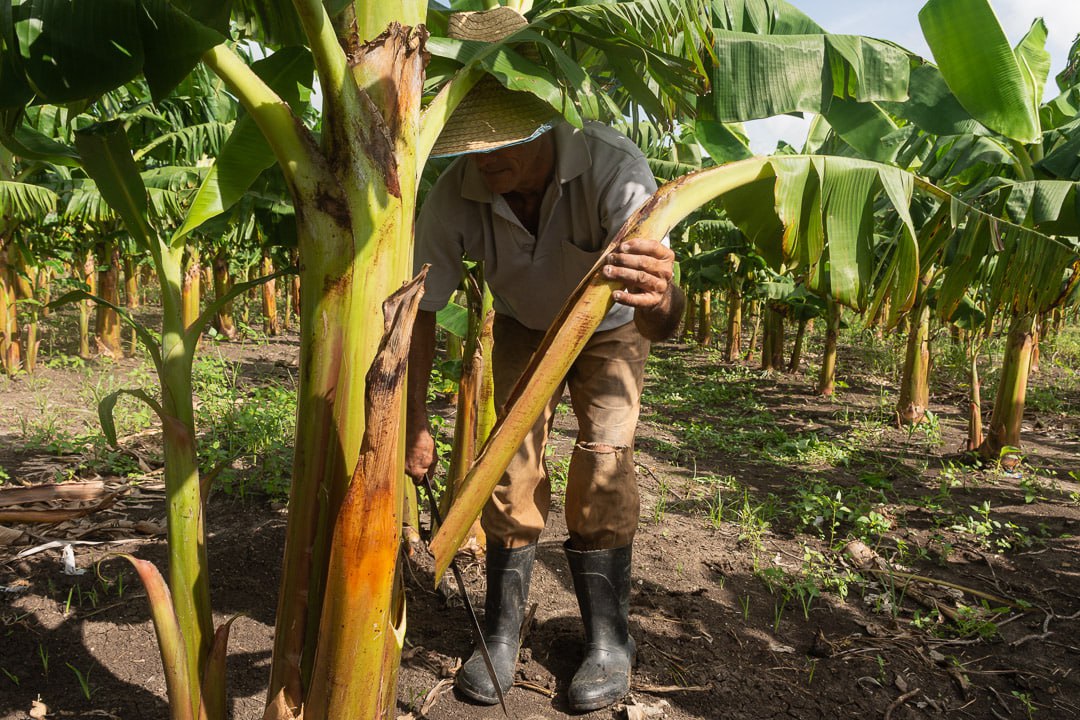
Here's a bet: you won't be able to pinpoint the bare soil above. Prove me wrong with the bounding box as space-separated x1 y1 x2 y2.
1 328 1078 720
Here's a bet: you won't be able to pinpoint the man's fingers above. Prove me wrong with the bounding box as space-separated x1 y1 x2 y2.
603 263 668 292
612 288 665 307
614 238 673 260
602 238 675 309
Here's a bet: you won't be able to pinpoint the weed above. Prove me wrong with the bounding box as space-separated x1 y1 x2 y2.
772 432 851 467
948 501 1033 552
772 600 785 632
1011 690 1037 718
544 446 570 495
739 594 751 621
951 602 1005 640
66 663 94 699
652 476 669 524
37 644 48 678
734 489 773 549
706 488 725 529
194 354 297 501
1 667 18 686
44 354 88 370
1019 475 1045 504
906 409 943 449
789 479 877 546
854 511 893 543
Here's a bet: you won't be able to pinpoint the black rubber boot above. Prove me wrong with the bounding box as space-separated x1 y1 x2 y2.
455 543 535 705
564 542 636 712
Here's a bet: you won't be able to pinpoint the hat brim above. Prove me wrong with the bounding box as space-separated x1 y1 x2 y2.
429 76 561 158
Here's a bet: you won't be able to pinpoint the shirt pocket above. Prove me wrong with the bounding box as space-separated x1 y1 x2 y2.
560 240 605 290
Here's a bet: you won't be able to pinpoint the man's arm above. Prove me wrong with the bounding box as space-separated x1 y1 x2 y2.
603 238 686 341
405 309 438 481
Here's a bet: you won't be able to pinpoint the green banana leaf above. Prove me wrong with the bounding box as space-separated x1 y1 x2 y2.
4 0 222 107
171 47 314 244
706 31 909 122
919 0 1041 143
73 120 151 247
0 180 57 220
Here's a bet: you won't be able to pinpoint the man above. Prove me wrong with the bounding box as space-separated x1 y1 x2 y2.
405 8 685 712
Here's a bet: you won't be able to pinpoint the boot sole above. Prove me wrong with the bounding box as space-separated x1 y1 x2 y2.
568 686 630 713
455 677 504 706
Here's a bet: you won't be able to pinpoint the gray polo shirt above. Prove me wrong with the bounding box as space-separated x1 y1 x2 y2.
414 121 658 332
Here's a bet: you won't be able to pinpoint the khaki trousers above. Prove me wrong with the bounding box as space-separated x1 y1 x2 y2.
481 315 650 551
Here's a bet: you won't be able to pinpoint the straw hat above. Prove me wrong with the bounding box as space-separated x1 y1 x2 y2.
430 7 560 158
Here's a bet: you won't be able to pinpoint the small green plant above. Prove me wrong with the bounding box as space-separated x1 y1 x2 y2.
854 511 892 544
790 480 870 546
37 644 48 678
66 663 94 700
952 602 1006 640
194 357 298 501
544 447 570 495
706 488 725 529
1011 690 1037 718
772 599 785 632
44 353 88 370
739 594 751 620
949 501 1033 552
791 577 819 619
1 667 19 686
911 409 943 448
734 489 773 550
652 477 669 524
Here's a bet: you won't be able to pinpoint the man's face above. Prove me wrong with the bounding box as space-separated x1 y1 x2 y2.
471 133 554 195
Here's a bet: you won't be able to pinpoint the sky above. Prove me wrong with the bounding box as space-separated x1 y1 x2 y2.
744 0 1080 153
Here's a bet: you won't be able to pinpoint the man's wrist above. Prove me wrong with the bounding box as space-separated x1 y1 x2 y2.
635 283 684 341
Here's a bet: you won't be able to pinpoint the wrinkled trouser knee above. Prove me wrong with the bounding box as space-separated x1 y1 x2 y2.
455 544 536 704
565 442 639 550
565 542 635 712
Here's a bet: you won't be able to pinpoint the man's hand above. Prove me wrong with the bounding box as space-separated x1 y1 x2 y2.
603 238 674 309
405 423 436 484
603 238 686 341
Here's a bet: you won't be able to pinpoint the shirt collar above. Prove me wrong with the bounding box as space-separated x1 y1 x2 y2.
459 121 592 204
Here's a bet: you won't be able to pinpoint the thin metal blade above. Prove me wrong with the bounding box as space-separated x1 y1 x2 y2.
422 475 509 717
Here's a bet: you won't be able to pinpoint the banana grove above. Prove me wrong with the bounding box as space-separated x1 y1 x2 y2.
1 0 1077 718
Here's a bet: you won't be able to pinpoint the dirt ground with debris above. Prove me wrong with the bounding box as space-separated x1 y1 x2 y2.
1 329 1078 720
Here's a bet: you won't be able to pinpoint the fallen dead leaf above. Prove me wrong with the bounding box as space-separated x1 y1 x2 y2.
0 481 105 507
0 525 23 545
767 640 796 654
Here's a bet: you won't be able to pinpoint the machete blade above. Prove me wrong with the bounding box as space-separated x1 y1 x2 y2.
422 474 509 717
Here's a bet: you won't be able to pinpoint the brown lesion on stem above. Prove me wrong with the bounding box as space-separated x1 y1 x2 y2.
337 22 431 199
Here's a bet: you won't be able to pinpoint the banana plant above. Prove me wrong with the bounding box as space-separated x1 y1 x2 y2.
0 165 58 374
917 0 1080 460
5 2 1077 719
